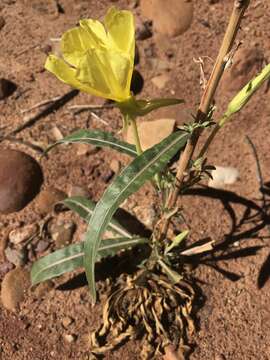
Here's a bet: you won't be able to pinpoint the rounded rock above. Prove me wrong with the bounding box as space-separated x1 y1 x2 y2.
0 149 43 214
1 267 30 311
141 0 193 37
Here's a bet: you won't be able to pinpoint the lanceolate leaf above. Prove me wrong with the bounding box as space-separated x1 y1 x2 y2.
63 196 132 238
31 237 148 285
84 131 189 302
46 129 137 157
165 230 189 255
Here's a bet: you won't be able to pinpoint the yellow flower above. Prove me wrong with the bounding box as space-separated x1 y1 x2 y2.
45 7 135 102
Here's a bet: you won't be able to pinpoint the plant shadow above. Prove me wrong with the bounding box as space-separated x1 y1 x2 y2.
182 183 270 288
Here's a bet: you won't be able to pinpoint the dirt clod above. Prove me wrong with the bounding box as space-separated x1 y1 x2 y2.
0 149 43 214
1 268 30 311
8 224 38 245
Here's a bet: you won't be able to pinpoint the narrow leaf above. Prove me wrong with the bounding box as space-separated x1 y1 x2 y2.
45 129 137 157
31 237 148 285
63 196 132 238
84 131 189 302
165 229 189 254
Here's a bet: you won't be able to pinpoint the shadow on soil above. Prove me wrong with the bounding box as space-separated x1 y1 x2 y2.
183 184 270 288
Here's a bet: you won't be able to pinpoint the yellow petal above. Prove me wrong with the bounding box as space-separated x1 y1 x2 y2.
45 55 109 99
61 27 93 67
77 49 131 101
108 50 132 99
79 19 108 48
105 7 135 58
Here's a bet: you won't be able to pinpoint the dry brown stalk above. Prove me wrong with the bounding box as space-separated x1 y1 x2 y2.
158 0 250 241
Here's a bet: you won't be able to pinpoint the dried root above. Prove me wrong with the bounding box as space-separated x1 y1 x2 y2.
90 270 195 359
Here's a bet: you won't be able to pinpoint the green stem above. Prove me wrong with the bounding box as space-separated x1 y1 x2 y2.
129 116 143 155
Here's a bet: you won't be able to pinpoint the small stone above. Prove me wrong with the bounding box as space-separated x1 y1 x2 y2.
126 118 175 151
9 224 38 245
151 74 170 89
50 126 64 141
141 0 193 37
62 316 74 328
4 247 27 267
0 149 43 214
67 185 89 198
50 220 76 248
75 143 94 156
109 159 121 174
35 187 66 215
208 166 239 189
1 268 30 311
63 334 77 343
35 239 50 253
0 16 5 30
0 78 17 100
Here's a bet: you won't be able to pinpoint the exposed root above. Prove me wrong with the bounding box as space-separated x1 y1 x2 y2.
90 270 195 359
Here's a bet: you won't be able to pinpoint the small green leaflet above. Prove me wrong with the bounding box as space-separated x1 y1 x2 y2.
83 131 189 303
45 129 137 157
31 237 148 285
165 230 189 254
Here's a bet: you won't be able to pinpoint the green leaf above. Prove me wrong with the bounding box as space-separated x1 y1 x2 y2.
165 230 189 255
84 131 189 302
31 237 148 286
45 129 137 157
63 196 132 238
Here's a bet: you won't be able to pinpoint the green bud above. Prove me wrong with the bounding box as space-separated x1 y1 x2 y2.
225 63 270 119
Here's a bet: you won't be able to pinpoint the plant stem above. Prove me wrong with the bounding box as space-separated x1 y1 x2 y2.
198 123 221 158
158 0 250 241
130 116 143 155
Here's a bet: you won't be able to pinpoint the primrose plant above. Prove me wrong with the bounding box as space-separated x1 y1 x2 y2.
31 3 270 359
